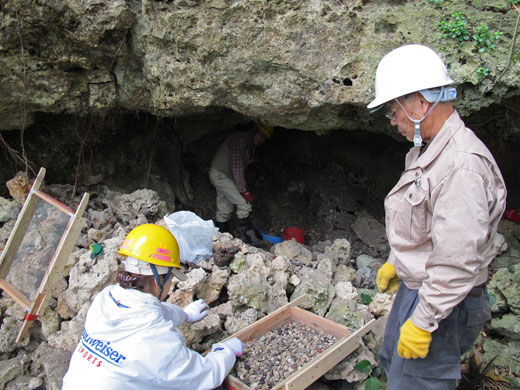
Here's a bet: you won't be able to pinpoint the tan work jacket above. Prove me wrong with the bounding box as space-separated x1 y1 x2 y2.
385 111 506 332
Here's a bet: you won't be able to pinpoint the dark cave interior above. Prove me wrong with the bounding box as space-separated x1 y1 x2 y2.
1 100 519 257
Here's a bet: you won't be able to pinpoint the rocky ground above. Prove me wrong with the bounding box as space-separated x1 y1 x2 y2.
0 162 519 389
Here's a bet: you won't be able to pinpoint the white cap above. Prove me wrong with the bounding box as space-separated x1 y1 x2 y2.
122 256 187 281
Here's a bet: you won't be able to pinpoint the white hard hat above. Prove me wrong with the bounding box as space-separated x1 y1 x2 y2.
367 44 454 110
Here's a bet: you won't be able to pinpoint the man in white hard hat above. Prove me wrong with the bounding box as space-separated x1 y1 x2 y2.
368 44 506 389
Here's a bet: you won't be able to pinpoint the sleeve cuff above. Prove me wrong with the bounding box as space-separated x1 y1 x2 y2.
411 304 438 332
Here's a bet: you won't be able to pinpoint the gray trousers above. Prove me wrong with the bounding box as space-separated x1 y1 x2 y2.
209 167 252 222
380 283 490 390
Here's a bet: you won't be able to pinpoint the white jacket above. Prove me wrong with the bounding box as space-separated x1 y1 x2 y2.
62 285 236 390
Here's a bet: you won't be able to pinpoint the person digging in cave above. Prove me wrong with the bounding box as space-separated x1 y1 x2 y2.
62 223 243 390
209 122 273 246
368 44 506 389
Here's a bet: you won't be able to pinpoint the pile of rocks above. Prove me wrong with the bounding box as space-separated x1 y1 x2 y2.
0 182 518 389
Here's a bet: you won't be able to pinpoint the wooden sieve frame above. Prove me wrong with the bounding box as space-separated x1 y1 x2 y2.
0 167 89 342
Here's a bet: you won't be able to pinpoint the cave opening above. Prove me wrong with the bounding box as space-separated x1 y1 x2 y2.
1 101 519 258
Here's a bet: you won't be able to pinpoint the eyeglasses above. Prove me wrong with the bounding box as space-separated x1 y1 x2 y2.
384 108 398 121
383 95 413 121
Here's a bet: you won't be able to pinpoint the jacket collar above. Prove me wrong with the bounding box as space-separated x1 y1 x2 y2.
406 110 464 169
110 284 162 309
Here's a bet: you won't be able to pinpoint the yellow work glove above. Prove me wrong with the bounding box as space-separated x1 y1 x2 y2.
397 319 432 359
376 262 400 294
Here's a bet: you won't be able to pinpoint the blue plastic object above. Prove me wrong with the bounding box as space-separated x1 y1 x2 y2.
259 230 283 244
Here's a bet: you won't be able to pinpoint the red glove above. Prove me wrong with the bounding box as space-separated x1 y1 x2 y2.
240 191 253 203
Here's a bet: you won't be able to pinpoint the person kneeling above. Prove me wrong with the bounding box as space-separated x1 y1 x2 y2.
62 224 243 390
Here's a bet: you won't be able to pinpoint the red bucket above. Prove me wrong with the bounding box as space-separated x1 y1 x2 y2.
505 209 520 224
282 227 305 244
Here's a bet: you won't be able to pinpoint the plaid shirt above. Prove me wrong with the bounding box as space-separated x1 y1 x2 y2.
227 132 254 192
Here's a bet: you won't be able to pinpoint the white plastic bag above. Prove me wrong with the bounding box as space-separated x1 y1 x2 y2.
164 211 218 264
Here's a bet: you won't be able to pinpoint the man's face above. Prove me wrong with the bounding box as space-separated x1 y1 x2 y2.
384 94 421 142
253 131 267 146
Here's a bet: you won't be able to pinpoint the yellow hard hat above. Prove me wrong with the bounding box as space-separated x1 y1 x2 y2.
118 224 186 280
257 123 273 139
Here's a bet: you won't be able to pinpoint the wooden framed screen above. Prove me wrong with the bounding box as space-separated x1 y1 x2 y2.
0 168 89 342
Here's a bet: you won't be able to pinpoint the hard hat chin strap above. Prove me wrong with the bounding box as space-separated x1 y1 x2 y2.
150 264 173 300
395 87 445 147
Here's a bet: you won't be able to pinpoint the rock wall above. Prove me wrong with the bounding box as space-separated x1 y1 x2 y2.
1 0 519 132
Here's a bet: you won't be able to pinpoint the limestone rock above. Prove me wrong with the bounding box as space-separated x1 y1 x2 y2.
177 267 208 292
227 268 270 313
489 264 520 314
334 282 359 302
273 239 313 265
224 307 259 335
38 306 61 339
0 197 20 223
0 297 14 319
334 264 357 284
368 293 394 317
352 212 387 251
0 317 25 353
289 274 301 287
48 302 89 352
178 312 222 346
5 302 25 320
5 172 32 204
487 278 509 314
213 234 246 254
30 342 72 390
168 289 194 308
355 266 377 289
5 375 43 390
0 353 29 389
368 316 388 353
3 0 518 132
198 267 230 304
290 272 334 317
229 252 248 273
227 252 290 313
317 256 336 279
61 235 122 314
0 220 16 250
87 226 112 242
482 338 520 374
211 302 234 319
194 258 215 272
355 254 379 269
324 342 377 382
102 188 161 223
324 239 352 265
271 255 292 272
326 299 371 330
270 271 290 310
489 313 520 340
494 220 520 269
87 209 117 230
